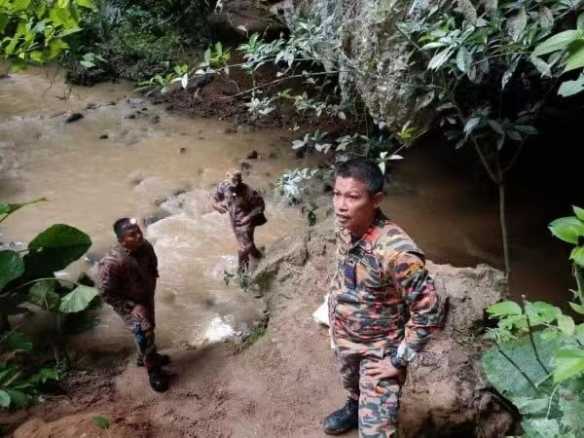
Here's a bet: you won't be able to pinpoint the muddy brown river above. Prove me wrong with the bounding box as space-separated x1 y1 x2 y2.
0 69 573 355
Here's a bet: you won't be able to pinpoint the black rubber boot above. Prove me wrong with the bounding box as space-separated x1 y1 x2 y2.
137 353 171 367
148 367 169 393
323 398 359 435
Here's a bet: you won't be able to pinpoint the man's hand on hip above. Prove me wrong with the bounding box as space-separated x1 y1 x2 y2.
363 358 401 379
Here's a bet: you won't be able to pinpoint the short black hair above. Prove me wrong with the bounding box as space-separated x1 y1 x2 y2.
113 217 138 240
335 158 384 194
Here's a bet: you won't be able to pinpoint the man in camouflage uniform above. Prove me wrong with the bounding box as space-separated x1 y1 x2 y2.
212 169 266 272
324 159 445 437
97 218 170 392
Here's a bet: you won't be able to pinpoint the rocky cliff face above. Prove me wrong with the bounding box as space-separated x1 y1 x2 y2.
284 0 434 131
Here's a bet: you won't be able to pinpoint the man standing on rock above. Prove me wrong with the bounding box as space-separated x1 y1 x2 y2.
212 169 266 273
97 218 170 392
325 159 445 437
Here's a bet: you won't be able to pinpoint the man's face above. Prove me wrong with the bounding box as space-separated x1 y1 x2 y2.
333 177 382 235
120 226 144 252
229 174 242 189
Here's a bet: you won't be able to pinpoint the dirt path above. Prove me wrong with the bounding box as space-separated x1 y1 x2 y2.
7 233 352 438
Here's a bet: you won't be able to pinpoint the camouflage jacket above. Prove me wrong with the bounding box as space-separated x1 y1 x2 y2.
97 241 158 319
329 210 445 367
213 181 265 227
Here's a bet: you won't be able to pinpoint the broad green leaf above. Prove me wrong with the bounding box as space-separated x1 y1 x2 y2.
557 314 576 336
512 396 548 415
4 389 29 408
508 7 527 42
12 0 32 12
548 217 584 244
531 56 552 77
23 224 91 280
428 47 454 70
487 301 522 317
75 0 96 10
59 285 98 313
576 324 584 344
0 390 10 408
0 198 45 219
3 331 33 352
0 250 24 290
521 418 560 438
533 30 579 56
574 206 584 221
92 415 111 430
29 280 60 311
456 46 472 74
564 42 584 72
570 246 584 267
514 125 538 136
0 14 8 34
559 74 584 97
47 38 68 59
559 397 584 434
29 50 44 63
554 349 584 383
526 301 559 324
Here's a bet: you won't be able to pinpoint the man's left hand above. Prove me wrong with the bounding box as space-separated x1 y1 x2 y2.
363 359 401 379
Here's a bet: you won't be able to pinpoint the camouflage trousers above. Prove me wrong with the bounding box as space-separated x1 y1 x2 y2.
233 224 261 271
115 308 158 370
335 343 403 438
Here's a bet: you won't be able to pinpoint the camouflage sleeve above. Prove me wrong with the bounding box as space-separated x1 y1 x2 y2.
390 251 444 368
98 260 135 315
212 182 226 203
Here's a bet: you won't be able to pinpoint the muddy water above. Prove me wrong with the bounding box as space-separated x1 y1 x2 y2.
0 69 313 353
0 69 573 355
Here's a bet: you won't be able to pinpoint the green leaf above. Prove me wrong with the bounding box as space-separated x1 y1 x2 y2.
554 348 584 383
428 47 454 70
548 217 584 244
570 246 584 267
0 250 24 291
456 46 472 74
487 301 522 317
23 224 91 280
47 39 68 59
75 0 96 10
559 74 584 97
526 301 560 324
531 56 552 77
576 324 584 344
512 396 548 415
557 314 576 336
92 416 110 430
0 14 9 34
0 390 10 408
533 30 580 57
29 280 60 311
59 285 98 313
574 206 584 221
12 0 32 11
569 302 584 315
3 331 33 352
4 389 29 408
521 418 560 438
564 42 584 72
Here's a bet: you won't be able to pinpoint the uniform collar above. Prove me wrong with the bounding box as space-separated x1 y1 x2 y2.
337 209 389 253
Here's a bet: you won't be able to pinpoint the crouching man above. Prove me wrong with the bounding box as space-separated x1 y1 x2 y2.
97 218 170 392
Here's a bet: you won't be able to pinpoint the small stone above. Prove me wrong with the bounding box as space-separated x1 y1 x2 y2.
240 161 252 171
65 112 84 123
246 150 259 160
179 147 187 154
99 134 109 140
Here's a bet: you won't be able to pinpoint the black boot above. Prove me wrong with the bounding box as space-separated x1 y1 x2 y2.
323 398 359 435
137 353 171 367
148 367 169 393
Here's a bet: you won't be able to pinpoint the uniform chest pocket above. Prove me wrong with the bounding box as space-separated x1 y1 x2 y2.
355 252 387 290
